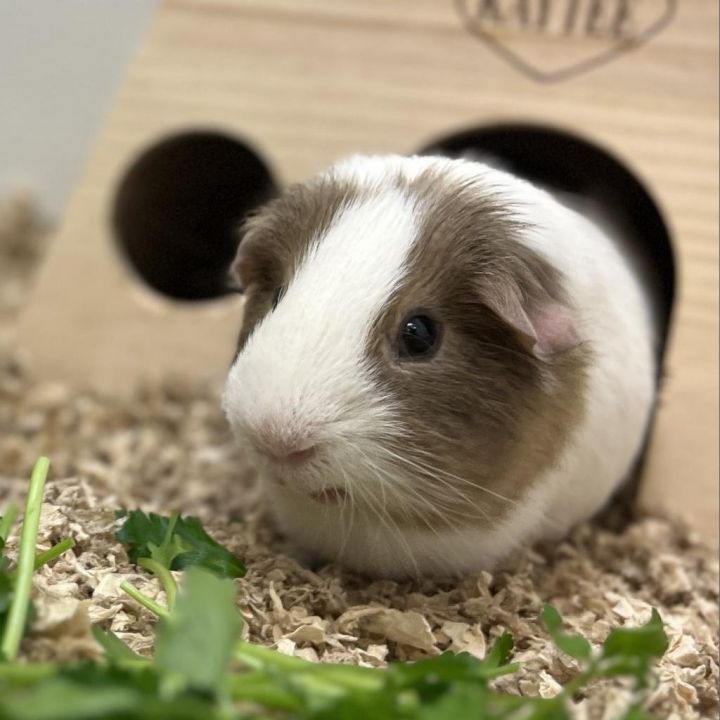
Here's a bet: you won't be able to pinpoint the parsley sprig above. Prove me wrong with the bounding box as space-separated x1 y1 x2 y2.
115 508 245 615
0 458 75 660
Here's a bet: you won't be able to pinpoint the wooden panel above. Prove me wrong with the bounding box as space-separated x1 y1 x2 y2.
15 0 718 542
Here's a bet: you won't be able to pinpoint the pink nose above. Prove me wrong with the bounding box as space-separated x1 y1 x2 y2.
251 426 317 464
284 446 317 463
261 443 316 464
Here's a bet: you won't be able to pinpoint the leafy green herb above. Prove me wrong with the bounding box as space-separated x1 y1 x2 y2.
116 509 245 579
541 603 592 661
154 567 242 695
0 505 19 547
0 459 74 660
541 601 668 713
0 569 15 636
1 458 50 660
599 608 668 689
603 609 668 661
91 626 144 664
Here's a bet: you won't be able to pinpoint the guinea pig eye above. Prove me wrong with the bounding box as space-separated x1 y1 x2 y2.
271 286 286 311
397 312 441 360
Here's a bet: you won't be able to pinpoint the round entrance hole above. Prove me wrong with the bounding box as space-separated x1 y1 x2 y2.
112 131 278 301
419 123 675 362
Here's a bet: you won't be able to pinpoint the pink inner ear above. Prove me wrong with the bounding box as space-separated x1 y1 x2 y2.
230 242 253 290
529 302 579 359
484 288 579 360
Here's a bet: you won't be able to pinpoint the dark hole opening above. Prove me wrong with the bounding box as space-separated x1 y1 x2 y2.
112 131 278 301
418 123 675 365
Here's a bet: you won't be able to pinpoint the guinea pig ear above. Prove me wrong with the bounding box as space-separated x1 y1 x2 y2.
228 228 282 296
227 240 251 293
482 284 579 361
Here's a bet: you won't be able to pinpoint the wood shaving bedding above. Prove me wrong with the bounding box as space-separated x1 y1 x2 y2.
0 196 717 719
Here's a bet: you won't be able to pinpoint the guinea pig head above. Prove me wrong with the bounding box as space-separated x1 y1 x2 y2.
222 156 588 563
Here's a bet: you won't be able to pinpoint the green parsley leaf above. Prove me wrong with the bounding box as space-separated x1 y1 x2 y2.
602 609 668 661
541 604 592 661
145 512 188 570
0 573 33 645
599 609 668 688
0 663 225 720
116 510 245 578
481 632 515 671
1 678 142 720
0 505 18 543
154 566 242 696
91 625 144 664
417 685 569 720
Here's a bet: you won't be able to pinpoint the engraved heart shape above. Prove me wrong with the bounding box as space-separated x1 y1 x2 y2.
455 0 676 83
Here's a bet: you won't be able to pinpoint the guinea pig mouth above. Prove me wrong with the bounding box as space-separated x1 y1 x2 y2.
309 487 347 505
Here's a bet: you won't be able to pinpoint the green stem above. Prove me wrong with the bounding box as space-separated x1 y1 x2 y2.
164 512 180 544
479 662 522 680
0 503 18 541
227 670 304 711
9 537 76 581
234 642 383 692
299 665 384 693
0 661 57 684
1 457 50 660
33 537 75 570
234 641 318 671
138 557 177 610
120 580 169 619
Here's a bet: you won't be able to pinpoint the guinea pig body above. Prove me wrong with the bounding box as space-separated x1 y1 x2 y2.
222 155 657 578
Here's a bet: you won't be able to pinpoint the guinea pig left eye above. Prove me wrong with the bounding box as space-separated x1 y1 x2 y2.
397 313 441 360
271 286 286 310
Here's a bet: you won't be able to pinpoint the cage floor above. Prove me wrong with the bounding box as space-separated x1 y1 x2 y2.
0 196 717 718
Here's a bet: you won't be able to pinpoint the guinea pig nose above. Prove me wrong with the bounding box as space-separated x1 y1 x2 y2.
284 446 317 463
267 443 317 464
251 425 318 463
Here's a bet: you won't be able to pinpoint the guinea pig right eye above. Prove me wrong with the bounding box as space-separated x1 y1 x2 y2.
396 312 442 360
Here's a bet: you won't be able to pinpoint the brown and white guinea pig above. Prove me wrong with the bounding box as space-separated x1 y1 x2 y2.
222 154 658 579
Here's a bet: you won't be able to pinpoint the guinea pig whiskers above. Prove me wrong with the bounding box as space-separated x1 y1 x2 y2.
376 445 478 510
388 445 564 533
344 447 422 576
381 458 477 517
351 444 475 537
349 444 400 519
361 454 437 529
395 479 490 529
382 483 450 541
335 464 357 561
358 480 421 577
385 480 469 537
374 447 501 529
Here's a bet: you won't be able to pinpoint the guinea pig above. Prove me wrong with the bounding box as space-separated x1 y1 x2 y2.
222 154 658 579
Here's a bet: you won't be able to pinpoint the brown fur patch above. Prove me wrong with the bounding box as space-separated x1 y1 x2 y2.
365 168 590 529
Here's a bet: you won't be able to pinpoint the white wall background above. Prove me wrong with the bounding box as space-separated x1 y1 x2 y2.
0 1 157 219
